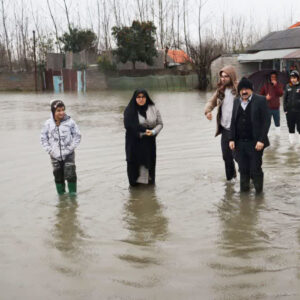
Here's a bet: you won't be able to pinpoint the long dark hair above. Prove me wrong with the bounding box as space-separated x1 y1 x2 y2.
217 75 236 101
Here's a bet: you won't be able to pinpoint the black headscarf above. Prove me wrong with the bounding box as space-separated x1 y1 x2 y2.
125 88 154 119
124 89 155 137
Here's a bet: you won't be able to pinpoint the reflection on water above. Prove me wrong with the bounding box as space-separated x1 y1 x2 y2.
118 186 168 268
217 184 265 258
122 186 168 246
52 198 85 257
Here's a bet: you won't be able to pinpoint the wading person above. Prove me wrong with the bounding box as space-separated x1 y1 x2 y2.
283 70 300 145
40 100 81 195
260 71 283 136
229 77 270 194
204 65 238 181
124 89 163 186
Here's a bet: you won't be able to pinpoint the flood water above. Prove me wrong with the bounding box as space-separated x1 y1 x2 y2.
0 90 300 299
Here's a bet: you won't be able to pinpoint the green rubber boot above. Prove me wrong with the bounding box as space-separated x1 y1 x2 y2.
55 183 66 195
68 182 77 196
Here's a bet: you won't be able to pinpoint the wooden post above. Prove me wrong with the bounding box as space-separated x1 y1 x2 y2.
33 30 38 91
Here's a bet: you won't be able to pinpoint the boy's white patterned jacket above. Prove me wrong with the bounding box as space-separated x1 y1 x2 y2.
40 114 81 161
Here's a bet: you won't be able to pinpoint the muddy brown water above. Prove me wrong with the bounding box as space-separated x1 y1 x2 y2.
0 91 299 299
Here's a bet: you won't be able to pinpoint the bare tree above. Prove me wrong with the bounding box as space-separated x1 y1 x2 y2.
188 35 224 90
183 0 190 54
111 0 122 27
136 0 145 22
158 0 164 48
46 0 62 52
62 0 72 33
0 0 12 70
96 0 101 51
101 0 111 50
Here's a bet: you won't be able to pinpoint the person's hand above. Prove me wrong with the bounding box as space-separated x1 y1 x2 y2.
255 141 264 151
145 129 153 136
271 80 277 86
266 94 271 100
206 112 212 120
229 141 235 150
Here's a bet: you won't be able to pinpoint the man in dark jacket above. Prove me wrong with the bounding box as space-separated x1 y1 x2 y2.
260 71 283 136
229 77 271 193
283 70 300 145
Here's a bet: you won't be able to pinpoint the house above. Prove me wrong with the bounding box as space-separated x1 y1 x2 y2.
210 22 300 88
45 50 104 92
114 49 193 71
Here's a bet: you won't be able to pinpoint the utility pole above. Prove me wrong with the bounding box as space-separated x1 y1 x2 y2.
33 30 38 91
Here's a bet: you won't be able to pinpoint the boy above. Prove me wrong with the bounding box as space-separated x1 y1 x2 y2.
40 100 81 195
283 70 300 144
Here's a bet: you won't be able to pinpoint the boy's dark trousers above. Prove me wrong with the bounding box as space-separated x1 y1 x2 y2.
235 140 264 193
286 111 300 133
51 152 77 195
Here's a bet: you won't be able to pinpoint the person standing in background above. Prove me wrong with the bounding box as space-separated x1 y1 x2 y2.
260 71 283 136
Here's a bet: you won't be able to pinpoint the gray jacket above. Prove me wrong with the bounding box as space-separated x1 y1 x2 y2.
40 114 81 161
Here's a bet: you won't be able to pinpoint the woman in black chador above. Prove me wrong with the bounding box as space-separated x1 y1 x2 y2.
124 89 163 186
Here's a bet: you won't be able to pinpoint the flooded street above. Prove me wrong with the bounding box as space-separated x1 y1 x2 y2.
0 90 300 299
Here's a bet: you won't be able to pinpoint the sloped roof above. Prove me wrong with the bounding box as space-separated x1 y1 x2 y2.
289 22 300 29
167 49 192 64
238 48 298 62
283 49 300 59
247 27 300 53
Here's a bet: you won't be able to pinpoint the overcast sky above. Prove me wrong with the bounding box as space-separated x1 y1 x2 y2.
2 0 300 45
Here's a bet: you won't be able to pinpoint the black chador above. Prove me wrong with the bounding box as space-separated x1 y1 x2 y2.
124 89 163 186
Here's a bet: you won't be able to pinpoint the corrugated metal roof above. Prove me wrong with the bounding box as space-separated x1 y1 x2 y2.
247 27 300 52
283 49 300 59
238 48 299 62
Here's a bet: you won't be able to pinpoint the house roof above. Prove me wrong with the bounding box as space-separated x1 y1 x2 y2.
167 49 192 64
283 49 300 59
247 27 300 53
238 48 298 62
289 22 300 29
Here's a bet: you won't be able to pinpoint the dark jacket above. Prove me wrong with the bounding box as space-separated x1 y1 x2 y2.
260 82 283 110
283 83 300 113
229 94 271 148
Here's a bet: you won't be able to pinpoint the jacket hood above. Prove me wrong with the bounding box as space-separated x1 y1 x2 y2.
219 65 238 89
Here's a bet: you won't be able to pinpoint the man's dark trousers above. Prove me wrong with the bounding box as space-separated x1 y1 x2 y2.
235 140 264 192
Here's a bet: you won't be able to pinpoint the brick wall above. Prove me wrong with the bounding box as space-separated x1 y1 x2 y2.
86 69 108 90
0 72 40 91
210 55 259 89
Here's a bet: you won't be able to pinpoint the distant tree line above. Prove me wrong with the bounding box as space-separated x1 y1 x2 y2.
0 0 295 89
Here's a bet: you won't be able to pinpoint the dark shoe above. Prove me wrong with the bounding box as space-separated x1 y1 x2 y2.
55 183 66 195
252 174 263 194
240 174 250 192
